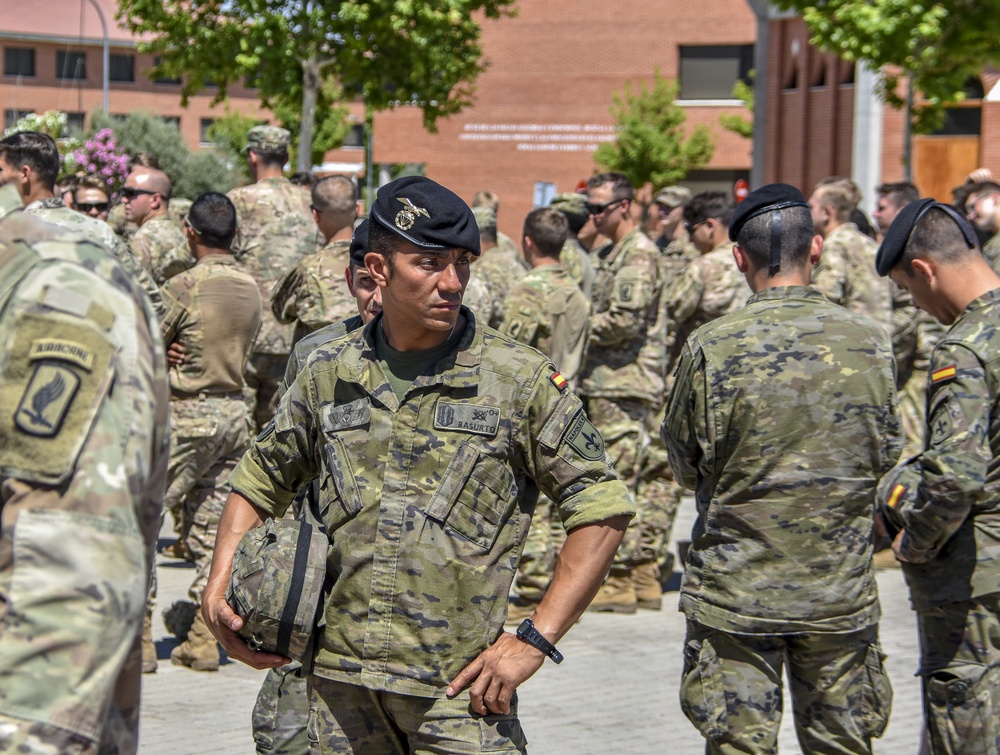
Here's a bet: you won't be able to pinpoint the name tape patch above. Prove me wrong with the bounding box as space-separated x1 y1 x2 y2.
434 401 500 437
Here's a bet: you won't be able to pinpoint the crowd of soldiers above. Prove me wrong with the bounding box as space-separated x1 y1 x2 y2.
0 120 998 755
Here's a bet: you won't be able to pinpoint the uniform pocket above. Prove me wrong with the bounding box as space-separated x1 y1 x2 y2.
679 636 727 741
321 435 363 528
925 663 995 753
479 692 528 752
857 643 893 738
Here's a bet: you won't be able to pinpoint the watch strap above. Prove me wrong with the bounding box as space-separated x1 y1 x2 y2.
516 618 564 664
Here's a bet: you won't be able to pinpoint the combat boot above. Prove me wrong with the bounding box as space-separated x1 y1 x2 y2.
142 612 157 673
587 571 637 614
162 599 197 641
159 539 194 562
633 562 663 611
170 607 220 671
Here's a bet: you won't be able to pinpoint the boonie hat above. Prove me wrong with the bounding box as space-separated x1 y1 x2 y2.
875 198 978 276
242 125 292 154
654 186 691 208
369 176 481 256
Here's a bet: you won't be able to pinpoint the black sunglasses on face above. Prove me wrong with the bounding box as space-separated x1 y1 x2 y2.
585 198 623 215
121 186 157 200
77 202 109 213
685 219 707 234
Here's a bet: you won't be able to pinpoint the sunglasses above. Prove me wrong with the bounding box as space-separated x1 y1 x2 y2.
182 215 204 235
77 202 109 213
121 186 158 200
684 219 707 234
585 198 623 215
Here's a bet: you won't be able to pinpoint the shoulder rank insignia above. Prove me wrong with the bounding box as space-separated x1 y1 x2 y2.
932 365 957 383
395 197 430 231
16 364 80 437
549 372 568 392
886 483 907 509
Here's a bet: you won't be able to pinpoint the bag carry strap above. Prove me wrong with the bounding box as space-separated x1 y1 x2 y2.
276 520 313 657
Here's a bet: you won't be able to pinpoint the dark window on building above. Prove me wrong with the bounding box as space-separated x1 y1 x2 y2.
200 118 215 144
341 124 365 148
109 53 135 83
679 45 754 100
3 109 31 131
152 57 181 85
4 47 35 77
934 108 982 136
65 112 86 133
161 116 181 129
57 50 87 80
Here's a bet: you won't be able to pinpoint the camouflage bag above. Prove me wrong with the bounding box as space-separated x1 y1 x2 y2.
226 518 327 662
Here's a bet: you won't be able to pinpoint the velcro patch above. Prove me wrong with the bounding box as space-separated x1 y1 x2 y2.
434 400 500 437
322 398 371 432
29 338 95 371
15 364 81 437
932 365 957 383
549 372 568 392
564 410 605 461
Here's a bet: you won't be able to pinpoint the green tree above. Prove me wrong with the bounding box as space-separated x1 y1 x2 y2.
773 0 1000 132
206 109 264 185
720 72 754 139
594 71 714 188
117 0 517 172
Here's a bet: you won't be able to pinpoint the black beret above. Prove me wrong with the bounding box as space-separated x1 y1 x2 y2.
369 176 481 256
875 198 977 276
729 183 809 242
349 219 368 268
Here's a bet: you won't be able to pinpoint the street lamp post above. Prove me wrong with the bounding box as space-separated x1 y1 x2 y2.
87 0 110 113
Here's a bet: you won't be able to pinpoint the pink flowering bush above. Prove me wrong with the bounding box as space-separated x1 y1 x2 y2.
69 129 130 199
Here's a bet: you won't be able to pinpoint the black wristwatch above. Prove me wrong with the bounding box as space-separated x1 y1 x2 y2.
516 618 564 664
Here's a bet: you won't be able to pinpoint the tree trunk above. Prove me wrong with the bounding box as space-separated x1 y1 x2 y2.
298 55 320 173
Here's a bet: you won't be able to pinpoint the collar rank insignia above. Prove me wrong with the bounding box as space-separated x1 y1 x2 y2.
932 365 957 383
549 372 568 392
395 197 430 231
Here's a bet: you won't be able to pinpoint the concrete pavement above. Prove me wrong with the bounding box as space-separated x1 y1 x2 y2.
139 500 926 753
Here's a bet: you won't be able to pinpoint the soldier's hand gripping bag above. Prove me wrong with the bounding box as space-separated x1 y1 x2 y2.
226 518 327 662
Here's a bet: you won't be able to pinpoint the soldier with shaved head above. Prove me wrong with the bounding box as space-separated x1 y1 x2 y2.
124 166 192 284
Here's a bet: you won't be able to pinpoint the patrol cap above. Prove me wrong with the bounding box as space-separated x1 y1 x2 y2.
369 175 481 256
472 205 497 230
729 183 810 275
654 186 691 208
549 192 589 219
875 198 978 276
349 219 369 267
242 125 292 154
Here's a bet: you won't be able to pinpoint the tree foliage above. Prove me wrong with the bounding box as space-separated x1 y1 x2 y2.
594 72 714 188
774 0 1000 132
719 72 754 139
117 0 517 170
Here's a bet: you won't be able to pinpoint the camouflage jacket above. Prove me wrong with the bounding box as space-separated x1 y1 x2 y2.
663 286 902 634
983 233 1000 275
228 308 633 696
0 184 170 753
580 228 665 402
656 233 699 290
879 287 1000 611
24 197 164 319
559 238 595 300
663 240 750 374
812 223 892 334
228 177 319 355
270 238 354 344
130 215 193 285
279 315 364 398
497 263 591 387
161 255 261 397
474 246 529 327
461 271 492 323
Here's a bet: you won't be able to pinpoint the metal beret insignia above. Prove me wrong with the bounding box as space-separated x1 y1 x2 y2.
395 197 430 231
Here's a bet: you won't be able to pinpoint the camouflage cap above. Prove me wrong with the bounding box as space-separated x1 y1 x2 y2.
471 205 496 231
242 125 292 154
349 219 369 267
370 175 481 256
875 198 977 276
654 186 691 208
549 192 589 219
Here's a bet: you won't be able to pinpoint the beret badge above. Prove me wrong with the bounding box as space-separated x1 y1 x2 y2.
396 197 430 231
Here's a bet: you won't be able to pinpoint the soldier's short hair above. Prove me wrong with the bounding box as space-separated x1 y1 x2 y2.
0 131 60 190
962 180 1000 210
876 182 919 208
684 191 735 228
188 192 237 250
523 207 568 258
902 207 981 272
76 174 110 199
368 215 400 269
586 172 634 201
311 175 357 216
472 189 500 212
130 151 160 170
814 177 862 221
290 171 317 189
736 205 814 273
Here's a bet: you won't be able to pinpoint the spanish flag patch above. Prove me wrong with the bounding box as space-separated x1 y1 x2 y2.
887 484 906 509
549 372 568 392
932 365 957 383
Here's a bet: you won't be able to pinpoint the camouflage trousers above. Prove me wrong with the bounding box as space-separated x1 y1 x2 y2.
917 594 1000 755
254 664 311 754
680 621 891 755
307 677 527 754
512 494 566 604
246 352 291 432
899 368 929 458
164 396 249 605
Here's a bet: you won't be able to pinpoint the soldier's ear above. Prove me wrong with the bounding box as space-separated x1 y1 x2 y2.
809 234 823 265
732 244 750 274
911 257 935 285
366 251 390 287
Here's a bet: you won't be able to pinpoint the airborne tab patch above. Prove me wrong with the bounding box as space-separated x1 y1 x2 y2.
29 338 95 371
433 400 500 437
15 364 80 437
549 372 568 392
564 411 605 461
932 365 957 383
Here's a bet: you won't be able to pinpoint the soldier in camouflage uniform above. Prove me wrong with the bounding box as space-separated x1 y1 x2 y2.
876 200 1000 755
0 131 165 319
124 167 193 285
497 208 592 620
963 181 1000 273
808 177 892 333
157 193 261 673
548 192 596 299
472 188 520 257
580 172 666 613
271 175 361 344
228 126 319 430
652 185 698 283
253 221 381 755
203 176 632 754
663 184 900 755
471 205 528 327
0 182 170 753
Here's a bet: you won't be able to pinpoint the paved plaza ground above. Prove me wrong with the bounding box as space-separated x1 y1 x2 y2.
140 501 925 754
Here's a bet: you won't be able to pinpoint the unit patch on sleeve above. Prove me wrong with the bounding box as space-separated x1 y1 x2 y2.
549 372 568 392
15 363 81 437
564 410 605 461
